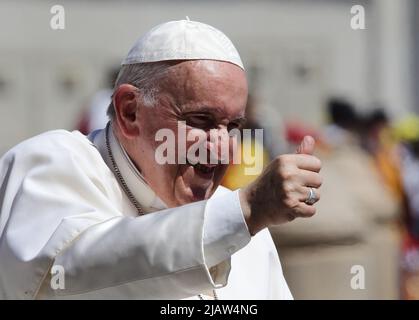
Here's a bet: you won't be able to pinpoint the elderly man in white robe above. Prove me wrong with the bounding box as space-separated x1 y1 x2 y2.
0 20 322 299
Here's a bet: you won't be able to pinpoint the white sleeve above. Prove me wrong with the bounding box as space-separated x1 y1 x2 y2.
203 189 251 267
0 133 250 300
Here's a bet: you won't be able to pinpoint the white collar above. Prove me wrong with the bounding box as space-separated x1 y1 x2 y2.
88 125 167 214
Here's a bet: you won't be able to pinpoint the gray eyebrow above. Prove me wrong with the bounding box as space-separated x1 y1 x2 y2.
181 105 246 119
180 105 224 114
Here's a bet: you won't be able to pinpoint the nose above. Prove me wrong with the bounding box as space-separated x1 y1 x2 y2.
207 126 230 164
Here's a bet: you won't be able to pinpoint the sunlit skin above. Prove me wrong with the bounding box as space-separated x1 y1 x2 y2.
112 60 248 207
112 59 322 236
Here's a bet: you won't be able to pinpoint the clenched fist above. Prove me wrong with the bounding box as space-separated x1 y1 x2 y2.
239 136 322 236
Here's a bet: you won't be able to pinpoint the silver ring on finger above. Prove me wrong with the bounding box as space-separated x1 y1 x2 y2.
305 187 317 205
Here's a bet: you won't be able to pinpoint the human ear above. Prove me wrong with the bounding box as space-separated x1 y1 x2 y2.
113 84 141 138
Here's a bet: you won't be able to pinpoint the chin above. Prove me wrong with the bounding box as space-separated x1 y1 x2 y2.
171 184 216 206
169 168 225 206
193 183 220 202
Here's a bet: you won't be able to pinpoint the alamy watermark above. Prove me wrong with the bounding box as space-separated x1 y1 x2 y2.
350 264 365 290
50 5 65 30
350 5 365 30
50 264 65 290
154 121 264 176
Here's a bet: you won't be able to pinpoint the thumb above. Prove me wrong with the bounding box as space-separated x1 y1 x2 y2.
296 135 316 155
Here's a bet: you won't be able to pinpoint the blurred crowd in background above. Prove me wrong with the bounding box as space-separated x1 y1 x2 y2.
75 67 419 300
1 0 419 299
222 96 419 300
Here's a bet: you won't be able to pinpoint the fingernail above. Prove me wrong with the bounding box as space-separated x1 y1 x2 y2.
302 137 308 150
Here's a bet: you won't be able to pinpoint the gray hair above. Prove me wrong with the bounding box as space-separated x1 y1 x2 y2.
107 62 175 119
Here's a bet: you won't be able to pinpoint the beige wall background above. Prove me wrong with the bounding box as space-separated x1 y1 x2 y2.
0 0 413 155
0 0 415 299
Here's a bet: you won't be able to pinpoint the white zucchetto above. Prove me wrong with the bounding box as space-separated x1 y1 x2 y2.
122 19 244 70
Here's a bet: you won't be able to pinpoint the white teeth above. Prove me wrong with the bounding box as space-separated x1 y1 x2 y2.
185 159 217 174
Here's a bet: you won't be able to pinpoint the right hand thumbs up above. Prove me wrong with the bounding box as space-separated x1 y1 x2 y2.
296 135 316 155
240 135 322 236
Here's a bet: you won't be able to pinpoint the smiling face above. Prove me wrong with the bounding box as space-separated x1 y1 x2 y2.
114 60 248 207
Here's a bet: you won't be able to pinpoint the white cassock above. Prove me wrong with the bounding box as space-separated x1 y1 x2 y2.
0 127 292 300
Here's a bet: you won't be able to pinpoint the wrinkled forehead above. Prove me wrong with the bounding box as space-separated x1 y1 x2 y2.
160 60 248 114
